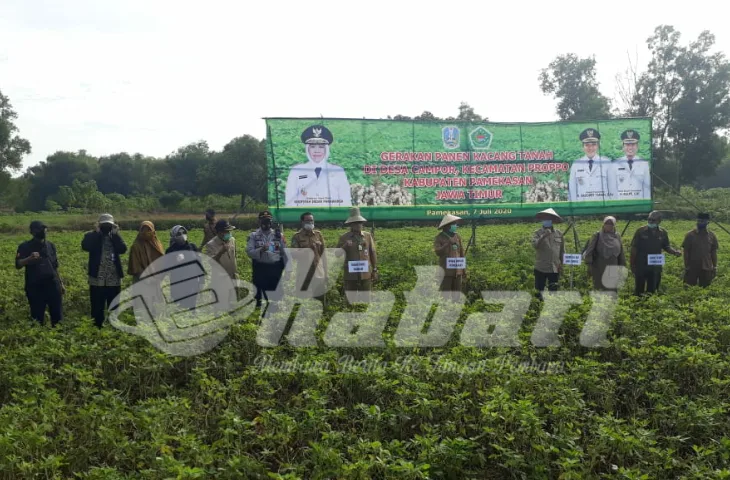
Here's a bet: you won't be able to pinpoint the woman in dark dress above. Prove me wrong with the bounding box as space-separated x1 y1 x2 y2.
166 225 202 310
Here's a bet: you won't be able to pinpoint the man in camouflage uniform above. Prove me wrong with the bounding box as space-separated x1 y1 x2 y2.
336 207 377 302
630 210 682 296
682 212 719 288
434 214 465 302
290 211 327 302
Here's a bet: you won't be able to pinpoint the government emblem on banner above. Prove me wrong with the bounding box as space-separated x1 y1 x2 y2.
442 126 460 149
469 126 493 150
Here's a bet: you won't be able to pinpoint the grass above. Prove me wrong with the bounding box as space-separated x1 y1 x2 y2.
1 220 730 478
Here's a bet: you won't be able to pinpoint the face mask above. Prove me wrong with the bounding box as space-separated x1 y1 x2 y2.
261 221 271 230
698 222 708 230
33 230 46 240
175 234 188 244
222 233 232 242
648 223 657 229
303 222 314 231
542 220 552 228
100 224 113 234
449 224 458 233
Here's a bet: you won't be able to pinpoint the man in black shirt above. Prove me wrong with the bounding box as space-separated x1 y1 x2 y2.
15 220 65 326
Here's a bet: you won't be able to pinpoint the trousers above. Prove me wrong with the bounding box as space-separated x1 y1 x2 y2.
634 268 661 296
90 285 122 328
684 268 714 287
26 283 63 326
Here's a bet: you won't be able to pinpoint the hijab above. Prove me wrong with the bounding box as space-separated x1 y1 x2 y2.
597 216 622 259
128 221 165 276
170 225 188 247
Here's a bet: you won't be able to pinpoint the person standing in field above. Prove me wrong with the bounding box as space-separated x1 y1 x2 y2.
434 214 465 302
629 210 682 296
127 221 165 283
336 207 378 302
202 209 217 247
82 214 127 328
290 211 327 302
582 216 626 290
246 211 288 308
15 220 65 327
205 219 239 309
682 212 719 288
532 208 564 300
166 225 202 310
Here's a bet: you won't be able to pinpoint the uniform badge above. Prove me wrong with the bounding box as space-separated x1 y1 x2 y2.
358 245 363 251
618 175 626 183
300 188 307 196
363 248 368 257
442 126 460 149
578 177 584 185
298 175 308 179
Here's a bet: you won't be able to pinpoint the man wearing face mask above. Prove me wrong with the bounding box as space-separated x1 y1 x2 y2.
16 220 65 326
336 207 377 301
531 208 564 299
82 213 127 328
206 219 239 309
629 210 682 296
434 214 465 302
681 213 718 288
290 212 326 301
167 225 201 310
245 211 288 307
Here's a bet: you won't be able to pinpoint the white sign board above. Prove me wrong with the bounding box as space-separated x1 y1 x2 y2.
563 254 582 266
647 254 665 266
348 260 369 273
446 257 466 269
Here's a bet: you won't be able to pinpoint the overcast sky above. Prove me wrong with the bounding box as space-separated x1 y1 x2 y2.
1 0 728 174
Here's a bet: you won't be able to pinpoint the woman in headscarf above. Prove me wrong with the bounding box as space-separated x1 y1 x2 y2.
128 221 165 282
165 225 201 310
583 216 626 290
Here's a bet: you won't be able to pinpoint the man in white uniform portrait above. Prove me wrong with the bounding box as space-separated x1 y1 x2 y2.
284 125 352 207
568 128 613 202
607 129 651 200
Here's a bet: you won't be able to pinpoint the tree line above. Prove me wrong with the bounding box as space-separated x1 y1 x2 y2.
1 24 729 214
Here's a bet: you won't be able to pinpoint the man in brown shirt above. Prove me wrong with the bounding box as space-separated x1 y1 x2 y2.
202 209 217 247
336 207 377 302
434 214 465 302
290 212 326 301
682 212 719 287
531 208 564 300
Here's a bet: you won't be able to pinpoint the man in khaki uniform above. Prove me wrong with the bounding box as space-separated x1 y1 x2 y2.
336 207 378 301
205 219 238 309
202 209 217 247
290 211 326 301
531 208 564 299
682 212 718 287
434 214 465 302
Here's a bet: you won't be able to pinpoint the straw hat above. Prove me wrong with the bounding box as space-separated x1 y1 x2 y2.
535 208 563 223
97 213 117 226
438 214 462 229
344 207 367 224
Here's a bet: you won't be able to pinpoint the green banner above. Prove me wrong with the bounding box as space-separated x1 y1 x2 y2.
265 117 653 222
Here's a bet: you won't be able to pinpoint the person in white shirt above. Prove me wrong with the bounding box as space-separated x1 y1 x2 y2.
284 125 352 207
568 128 613 202
607 129 651 200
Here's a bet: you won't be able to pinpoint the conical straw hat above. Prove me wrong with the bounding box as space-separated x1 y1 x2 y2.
535 208 563 223
438 214 462 229
344 207 367 224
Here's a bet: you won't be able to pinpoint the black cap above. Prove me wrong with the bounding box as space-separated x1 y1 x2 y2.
301 125 333 145
698 212 710 220
29 220 47 231
205 208 215 216
621 129 640 143
259 210 273 219
215 219 235 232
579 128 600 143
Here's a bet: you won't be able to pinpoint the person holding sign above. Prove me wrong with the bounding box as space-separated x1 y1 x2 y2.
607 130 651 200
284 125 352 207
582 216 626 290
336 207 377 302
681 212 719 288
531 208 565 300
434 214 466 302
630 210 681 296
568 129 613 202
